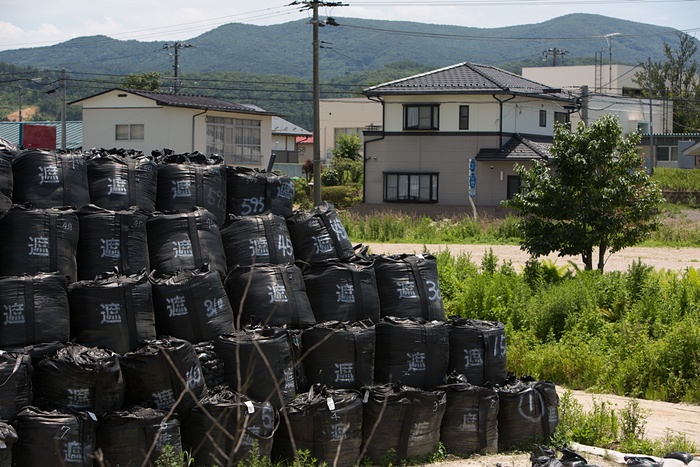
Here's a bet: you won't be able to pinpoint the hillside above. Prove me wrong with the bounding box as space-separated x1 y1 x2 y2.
0 14 690 80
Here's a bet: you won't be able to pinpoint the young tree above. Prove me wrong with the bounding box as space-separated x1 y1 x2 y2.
330 133 363 185
503 114 664 272
124 72 162 91
633 32 700 133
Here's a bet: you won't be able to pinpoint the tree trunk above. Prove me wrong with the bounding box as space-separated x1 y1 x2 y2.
597 245 607 273
581 250 593 270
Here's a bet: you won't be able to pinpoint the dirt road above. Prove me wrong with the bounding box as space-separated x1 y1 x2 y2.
363 243 700 273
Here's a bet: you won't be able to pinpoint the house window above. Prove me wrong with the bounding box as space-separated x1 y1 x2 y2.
554 112 569 125
507 176 521 199
459 105 470 130
404 105 439 130
384 172 438 203
115 124 144 141
539 110 547 127
656 146 678 162
206 117 262 165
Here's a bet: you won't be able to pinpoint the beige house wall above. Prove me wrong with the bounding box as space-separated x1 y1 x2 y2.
319 98 382 162
76 90 273 169
364 133 519 206
381 94 569 135
522 64 641 95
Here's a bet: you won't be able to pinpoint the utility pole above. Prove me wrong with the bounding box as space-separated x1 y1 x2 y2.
291 0 346 206
163 42 193 93
648 57 655 174
542 47 567 66
60 68 66 151
18 87 23 122
603 33 620 91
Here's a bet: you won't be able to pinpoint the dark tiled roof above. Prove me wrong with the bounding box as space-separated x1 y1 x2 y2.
364 62 570 101
71 88 277 115
476 134 552 161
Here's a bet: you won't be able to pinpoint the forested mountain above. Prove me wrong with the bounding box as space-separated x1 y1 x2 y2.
0 14 695 129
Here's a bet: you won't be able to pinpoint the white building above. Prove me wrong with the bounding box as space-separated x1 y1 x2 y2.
71 88 277 168
362 62 577 208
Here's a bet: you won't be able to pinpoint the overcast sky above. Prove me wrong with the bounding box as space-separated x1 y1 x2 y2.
1 0 698 52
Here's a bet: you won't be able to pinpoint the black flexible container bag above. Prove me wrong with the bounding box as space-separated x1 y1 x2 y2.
76 205 150 280
226 166 295 218
68 271 156 355
147 207 227 278
182 385 279 466
301 320 375 390
150 265 235 343
0 154 11 214
86 150 158 212
194 341 226 389
448 318 508 387
286 202 355 264
12 406 97 467
0 351 32 422
214 327 301 409
225 263 315 329
374 317 449 389
156 152 227 225
437 373 499 455
274 384 363 467
373 254 446 321
96 407 181 467
302 259 381 323
497 377 560 450
0 422 17 467
120 337 206 417
0 205 79 282
0 272 69 348
33 344 124 417
220 212 295 268
12 149 89 209
361 383 446 464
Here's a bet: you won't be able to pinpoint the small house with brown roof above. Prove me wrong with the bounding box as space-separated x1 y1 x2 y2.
362 62 577 208
71 88 277 168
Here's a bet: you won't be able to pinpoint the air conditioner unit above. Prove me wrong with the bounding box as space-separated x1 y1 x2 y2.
636 121 650 134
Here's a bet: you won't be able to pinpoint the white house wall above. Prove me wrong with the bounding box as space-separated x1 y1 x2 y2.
77 90 273 168
81 106 194 153
522 64 641 95
319 98 382 161
364 133 508 206
569 95 672 134
366 95 569 207
381 95 567 135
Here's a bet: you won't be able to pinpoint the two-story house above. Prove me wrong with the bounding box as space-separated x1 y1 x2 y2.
71 88 277 168
362 62 578 209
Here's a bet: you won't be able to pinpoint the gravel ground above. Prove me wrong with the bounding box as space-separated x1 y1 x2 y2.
362 243 700 273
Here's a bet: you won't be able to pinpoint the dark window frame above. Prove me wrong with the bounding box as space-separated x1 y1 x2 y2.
383 172 439 203
403 104 440 130
459 105 470 130
539 109 547 127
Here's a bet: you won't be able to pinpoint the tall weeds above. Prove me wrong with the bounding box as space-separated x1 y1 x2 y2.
435 249 700 404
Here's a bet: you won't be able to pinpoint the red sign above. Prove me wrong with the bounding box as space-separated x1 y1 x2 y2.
22 124 57 149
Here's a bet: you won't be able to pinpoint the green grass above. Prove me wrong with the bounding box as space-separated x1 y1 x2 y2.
651 167 700 192
436 249 700 404
340 207 700 248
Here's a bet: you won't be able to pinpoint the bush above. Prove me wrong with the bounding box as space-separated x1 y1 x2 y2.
321 184 362 209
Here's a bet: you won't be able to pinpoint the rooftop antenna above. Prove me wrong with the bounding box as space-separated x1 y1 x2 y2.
603 33 620 91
